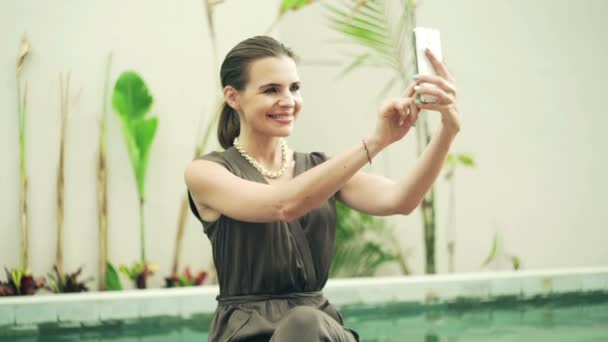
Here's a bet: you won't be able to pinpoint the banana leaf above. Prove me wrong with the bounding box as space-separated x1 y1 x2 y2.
112 71 158 201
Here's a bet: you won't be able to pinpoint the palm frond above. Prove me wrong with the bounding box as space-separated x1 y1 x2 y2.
325 0 415 83
331 202 402 278
325 1 400 71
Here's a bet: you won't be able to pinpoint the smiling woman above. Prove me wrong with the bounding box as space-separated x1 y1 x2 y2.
184 35 461 341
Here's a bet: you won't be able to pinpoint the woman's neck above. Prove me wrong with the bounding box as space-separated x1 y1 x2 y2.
236 131 284 167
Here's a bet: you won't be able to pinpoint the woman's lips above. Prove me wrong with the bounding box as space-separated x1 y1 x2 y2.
267 113 294 124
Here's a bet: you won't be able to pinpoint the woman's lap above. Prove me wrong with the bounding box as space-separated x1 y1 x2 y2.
269 306 357 342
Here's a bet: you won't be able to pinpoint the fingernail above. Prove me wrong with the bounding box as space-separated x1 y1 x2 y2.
414 85 421 91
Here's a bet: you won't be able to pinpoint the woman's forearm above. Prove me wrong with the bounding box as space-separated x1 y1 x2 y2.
394 125 458 214
277 135 386 221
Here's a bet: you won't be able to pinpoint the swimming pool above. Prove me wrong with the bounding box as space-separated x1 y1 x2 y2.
3 293 607 341
1 268 607 341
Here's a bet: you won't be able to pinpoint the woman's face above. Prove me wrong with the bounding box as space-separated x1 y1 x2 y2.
231 56 302 139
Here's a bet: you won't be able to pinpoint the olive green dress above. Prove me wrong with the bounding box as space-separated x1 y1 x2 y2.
188 147 358 341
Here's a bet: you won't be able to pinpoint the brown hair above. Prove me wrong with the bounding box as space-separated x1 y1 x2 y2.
217 36 297 149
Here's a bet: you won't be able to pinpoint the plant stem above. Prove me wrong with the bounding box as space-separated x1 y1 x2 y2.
422 187 437 274
140 199 146 263
56 73 70 277
447 171 455 273
17 76 29 270
98 53 112 290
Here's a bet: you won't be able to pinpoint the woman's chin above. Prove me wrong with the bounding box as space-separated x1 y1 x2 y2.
270 125 295 138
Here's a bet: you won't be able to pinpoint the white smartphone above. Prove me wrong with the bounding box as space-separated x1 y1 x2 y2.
413 27 443 103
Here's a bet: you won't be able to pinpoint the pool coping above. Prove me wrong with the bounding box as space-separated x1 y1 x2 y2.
1 267 607 331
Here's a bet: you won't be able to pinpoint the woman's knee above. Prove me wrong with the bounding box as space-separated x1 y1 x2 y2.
282 306 324 332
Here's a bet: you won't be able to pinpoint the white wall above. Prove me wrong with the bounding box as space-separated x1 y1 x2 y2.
281 0 608 274
0 0 280 289
1 0 607 289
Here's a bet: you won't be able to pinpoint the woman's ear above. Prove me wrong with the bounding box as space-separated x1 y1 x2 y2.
223 86 240 112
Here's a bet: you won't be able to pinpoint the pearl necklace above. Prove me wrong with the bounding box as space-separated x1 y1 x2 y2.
233 137 288 179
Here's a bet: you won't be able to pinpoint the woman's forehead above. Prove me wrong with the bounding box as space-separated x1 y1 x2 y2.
248 56 299 86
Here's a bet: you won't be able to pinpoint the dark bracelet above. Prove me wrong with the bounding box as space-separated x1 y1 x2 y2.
362 139 372 165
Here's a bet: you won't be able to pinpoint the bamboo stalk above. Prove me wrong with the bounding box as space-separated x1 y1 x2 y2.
408 8 439 275
55 73 70 277
170 0 224 279
171 197 189 275
18 80 29 270
446 169 455 273
171 96 222 276
55 72 82 284
97 53 112 290
17 34 31 270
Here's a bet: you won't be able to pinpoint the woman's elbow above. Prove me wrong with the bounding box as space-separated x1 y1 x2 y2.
277 195 312 223
278 202 306 223
394 200 419 216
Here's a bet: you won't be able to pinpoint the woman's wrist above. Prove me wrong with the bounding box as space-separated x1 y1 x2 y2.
440 108 461 136
363 135 387 159
438 122 460 141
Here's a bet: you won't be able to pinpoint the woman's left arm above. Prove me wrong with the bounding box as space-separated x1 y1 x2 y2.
338 49 461 216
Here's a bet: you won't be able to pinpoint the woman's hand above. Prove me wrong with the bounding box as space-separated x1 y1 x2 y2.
413 49 461 135
372 86 420 147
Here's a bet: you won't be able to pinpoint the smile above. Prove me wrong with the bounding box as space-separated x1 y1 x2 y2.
267 113 294 124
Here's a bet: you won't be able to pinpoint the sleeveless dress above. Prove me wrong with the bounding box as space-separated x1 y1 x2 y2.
187 147 358 341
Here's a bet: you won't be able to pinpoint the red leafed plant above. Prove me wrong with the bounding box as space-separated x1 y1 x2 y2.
0 267 45 296
165 267 207 288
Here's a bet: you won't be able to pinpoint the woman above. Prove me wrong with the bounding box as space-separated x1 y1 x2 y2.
185 36 460 341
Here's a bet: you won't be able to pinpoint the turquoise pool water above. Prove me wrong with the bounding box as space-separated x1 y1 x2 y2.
3 293 608 341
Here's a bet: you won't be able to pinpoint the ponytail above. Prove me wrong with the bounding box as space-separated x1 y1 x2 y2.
217 102 240 149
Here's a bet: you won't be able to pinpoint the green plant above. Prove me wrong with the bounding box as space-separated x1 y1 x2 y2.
105 262 123 291
0 268 45 296
265 0 317 33
444 153 475 273
119 262 158 289
481 233 522 271
165 267 207 288
46 266 91 293
112 71 159 288
325 0 443 273
331 202 407 277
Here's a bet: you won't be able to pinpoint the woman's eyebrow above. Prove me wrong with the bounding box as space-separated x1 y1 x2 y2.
258 81 300 89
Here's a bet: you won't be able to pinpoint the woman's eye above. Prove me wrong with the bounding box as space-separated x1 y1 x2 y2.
264 87 277 94
290 85 300 92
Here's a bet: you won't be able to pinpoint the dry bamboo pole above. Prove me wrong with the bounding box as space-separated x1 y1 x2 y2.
17 34 32 270
97 53 112 290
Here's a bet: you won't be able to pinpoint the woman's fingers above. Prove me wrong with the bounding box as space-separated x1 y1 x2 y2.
390 98 419 126
414 84 454 105
394 99 410 126
425 49 453 80
414 74 456 95
407 99 418 126
403 82 418 98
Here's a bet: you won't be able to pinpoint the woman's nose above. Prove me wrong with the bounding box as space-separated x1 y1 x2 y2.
278 91 295 107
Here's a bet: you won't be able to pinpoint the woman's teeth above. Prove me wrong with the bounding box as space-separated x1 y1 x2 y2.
268 114 292 119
